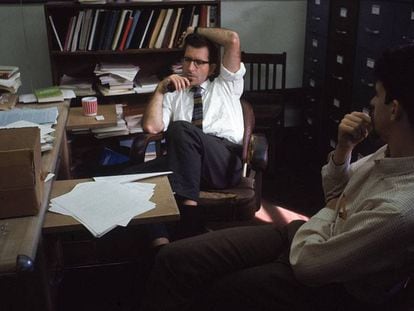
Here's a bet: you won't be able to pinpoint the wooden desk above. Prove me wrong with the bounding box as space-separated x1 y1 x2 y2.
0 101 69 274
43 176 179 234
66 104 118 130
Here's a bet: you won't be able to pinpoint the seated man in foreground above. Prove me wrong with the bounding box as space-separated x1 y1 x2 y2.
126 26 245 241
139 45 414 311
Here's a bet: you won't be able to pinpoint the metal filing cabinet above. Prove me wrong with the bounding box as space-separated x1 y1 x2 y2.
302 0 330 166
324 0 359 152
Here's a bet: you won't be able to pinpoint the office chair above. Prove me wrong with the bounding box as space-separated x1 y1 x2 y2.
129 99 268 222
241 51 287 174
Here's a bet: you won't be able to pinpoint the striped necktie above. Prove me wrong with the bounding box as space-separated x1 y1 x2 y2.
191 86 203 129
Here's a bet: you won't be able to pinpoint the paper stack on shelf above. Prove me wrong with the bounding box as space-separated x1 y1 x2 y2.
94 63 139 96
59 74 95 96
0 66 22 94
134 75 160 94
125 113 143 134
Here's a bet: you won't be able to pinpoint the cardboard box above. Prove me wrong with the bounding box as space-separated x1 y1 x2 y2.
0 127 43 218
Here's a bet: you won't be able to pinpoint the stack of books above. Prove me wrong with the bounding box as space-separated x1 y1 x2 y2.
94 63 139 96
134 75 159 94
59 74 95 96
34 86 64 103
0 66 22 94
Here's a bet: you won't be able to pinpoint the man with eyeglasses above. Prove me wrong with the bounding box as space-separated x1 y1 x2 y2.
136 26 245 242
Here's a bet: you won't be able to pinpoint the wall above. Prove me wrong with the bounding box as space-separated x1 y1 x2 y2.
0 1 306 94
0 5 52 94
222 0 306 88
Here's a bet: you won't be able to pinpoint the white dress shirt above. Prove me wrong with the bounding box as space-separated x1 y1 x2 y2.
162 63 246 145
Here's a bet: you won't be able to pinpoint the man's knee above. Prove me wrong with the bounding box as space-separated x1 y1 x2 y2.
166 121 199 142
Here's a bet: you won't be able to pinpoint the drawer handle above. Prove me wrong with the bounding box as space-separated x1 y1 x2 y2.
311 15 321 21
332 74 343 81
360 78 374 88
312 58 319 63
365 27 380 35
335 29 347 35
306 96 316 102
402 36 414 43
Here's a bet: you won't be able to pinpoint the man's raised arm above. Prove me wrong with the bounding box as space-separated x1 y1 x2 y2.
186 27 241 73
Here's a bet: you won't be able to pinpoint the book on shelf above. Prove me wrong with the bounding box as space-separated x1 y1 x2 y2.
97 10 111 50
111 9 130 51
63 16 76 51
161 8 177 48
124 10 141 50
154 8 174 49
87 9 101 50
148 9 167 49
174 6 194 47
140 9 159 49
130 9 151 49
71 10 85 52
79 9 94 51
103 10 121 50
34 86 64 103
168 7 182 48
118 10 135 51
199 5 208 28
209 5 218 28
190 6 200 28
48 15 63 51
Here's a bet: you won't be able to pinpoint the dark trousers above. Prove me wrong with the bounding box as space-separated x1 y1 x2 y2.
139 221 391 311
125 121 243 202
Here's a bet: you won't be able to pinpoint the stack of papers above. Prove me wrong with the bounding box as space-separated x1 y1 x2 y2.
49 172 173 237
94 63 139 96
0 106 59 152
134 75 160 94
0 66 21 94
34 86 64 103
59 74 95 96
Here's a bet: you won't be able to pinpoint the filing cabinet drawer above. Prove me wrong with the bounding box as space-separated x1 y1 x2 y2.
357 0 395 51
392 2 414 46
325 77 352 113
326 44 356 83
329 0 359 45
304 33 328 78
303 72 324 92
307 0 330 35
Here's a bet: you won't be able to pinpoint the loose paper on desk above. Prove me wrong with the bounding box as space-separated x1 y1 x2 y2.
93 171 173 184
0 107 58 126
49 181 156 237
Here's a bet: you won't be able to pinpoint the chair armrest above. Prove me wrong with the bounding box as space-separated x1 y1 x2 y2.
129 132 165 164
249 134 268 171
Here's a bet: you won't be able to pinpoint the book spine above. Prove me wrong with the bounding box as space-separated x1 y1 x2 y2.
139 10 155 49
48 15 63 51
118 13 134 51
154 8 173 49
88 9 100 51
168 8 182 49
111 9 128 51
125 9 141 50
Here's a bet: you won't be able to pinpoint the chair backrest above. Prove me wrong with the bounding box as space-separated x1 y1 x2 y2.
241 51 287 92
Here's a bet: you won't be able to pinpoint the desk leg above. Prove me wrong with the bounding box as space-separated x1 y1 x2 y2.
59 131 71 179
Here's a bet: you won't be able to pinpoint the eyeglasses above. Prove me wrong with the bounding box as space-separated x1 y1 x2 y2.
182 57 210 68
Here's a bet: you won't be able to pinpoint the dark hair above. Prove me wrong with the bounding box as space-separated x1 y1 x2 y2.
374 45 414 126
184 33 220 77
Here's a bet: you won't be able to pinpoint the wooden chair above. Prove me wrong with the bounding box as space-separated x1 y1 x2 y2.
129 99 268 222
241 51 287 174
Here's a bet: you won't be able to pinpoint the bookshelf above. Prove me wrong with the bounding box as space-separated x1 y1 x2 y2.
44 0 221 104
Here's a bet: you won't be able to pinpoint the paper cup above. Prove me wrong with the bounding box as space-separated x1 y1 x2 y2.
81 96 98 116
